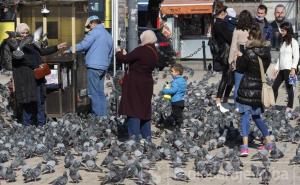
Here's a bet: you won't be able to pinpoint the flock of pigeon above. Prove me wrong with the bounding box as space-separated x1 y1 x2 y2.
0 70 299 185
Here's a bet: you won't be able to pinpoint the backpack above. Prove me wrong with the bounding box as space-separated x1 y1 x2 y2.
208 24 230 72
208 37 230 72
208 36 219 57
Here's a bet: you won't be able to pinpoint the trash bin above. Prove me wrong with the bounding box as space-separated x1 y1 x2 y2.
75 53 90 114
43 54 76 117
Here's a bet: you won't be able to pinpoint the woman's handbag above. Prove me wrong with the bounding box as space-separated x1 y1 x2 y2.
34 63 51 79
258 56 275 108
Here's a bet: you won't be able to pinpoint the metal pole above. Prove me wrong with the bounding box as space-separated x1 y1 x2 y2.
202 41 207 70
112 0 119 76
127 0 138 52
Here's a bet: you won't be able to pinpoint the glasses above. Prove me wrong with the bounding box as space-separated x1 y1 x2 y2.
21 32 29 35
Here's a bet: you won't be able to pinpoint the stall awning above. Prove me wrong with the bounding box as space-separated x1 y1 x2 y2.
161 0 213 15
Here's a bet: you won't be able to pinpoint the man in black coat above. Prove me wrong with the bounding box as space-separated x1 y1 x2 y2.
270 4 291 49
254 4 272 42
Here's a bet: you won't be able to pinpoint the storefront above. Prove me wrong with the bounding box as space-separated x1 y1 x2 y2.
160 0 213 59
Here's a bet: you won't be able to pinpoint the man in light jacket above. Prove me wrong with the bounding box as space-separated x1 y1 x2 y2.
67 15 113 116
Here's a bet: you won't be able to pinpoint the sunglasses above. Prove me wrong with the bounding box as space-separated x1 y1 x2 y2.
21 32 29 35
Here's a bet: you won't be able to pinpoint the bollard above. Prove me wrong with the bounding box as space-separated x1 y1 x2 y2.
202 41 207 70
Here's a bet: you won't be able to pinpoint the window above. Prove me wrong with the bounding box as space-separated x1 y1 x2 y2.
178 14 212 36
36 22 58 39
225 0 261 2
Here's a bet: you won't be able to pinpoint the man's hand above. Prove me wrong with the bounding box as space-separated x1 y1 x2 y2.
57 42 67 50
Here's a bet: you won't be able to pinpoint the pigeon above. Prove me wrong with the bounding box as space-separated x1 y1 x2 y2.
64 151 75 168
261 168 272 185
69 166 82 183
270 145 285 160
222 161 234 176
251 164 264 178
84 159 102 172
100 169 125 185
49 171 68 185
172 167 190 182
25 163 42 182
4 165 16 182
42 160 56 174
136 170 156 185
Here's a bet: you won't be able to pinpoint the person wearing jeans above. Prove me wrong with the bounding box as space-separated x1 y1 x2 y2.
66 15 113 117
116 30 159 141
233 72 244 101
127 117 151 141
236 23 273 156
87 68 107 116
272 22 299 112
228 10 253 105
9 23 66 126
23 84 46 126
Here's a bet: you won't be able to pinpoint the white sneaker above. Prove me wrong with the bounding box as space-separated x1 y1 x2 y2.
217 103 229 113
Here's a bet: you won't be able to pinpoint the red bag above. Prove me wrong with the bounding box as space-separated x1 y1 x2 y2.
34 63 51 79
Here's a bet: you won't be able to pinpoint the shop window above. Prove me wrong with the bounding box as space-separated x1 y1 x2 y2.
225 0 261 2
36 22 58 39
178 14 212 36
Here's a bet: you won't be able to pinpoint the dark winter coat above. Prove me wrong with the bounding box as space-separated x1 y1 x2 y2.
0 39 12 70
212 17 233 70
116 44 158 120
9 36 58 104
236 40 271 107
254 18 273 41
270 20 291 49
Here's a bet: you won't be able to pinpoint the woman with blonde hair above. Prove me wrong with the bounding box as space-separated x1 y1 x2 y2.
116 30 159 141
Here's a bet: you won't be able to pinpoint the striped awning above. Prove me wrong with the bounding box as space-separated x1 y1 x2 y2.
160 0 213 14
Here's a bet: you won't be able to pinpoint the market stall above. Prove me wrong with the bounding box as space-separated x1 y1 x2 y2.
160 0 213 59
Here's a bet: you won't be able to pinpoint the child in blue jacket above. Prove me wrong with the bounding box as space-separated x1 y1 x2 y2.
162 63 187 128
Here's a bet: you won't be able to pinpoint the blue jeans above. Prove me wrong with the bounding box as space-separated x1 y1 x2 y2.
127 117 151 142
234 72 244 102
87 68 107 117
241 110 269 137
23 84 46 126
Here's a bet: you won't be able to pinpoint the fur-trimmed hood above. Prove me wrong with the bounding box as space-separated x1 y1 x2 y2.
246 39 270 48
245 39 271 62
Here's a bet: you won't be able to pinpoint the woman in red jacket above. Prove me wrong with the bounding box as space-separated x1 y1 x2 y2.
116 30 159 142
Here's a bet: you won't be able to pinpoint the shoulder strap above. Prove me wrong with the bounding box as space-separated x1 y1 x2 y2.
258 56 267 83
291 39 294 59
145 45 159 61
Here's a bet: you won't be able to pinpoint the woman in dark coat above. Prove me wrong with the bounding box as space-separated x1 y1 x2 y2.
116 30 158 141
212 2 234 112
7 23 66 126
236 23 273 156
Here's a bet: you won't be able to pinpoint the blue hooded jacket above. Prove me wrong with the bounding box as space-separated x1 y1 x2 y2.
162 76 186 103
75 24 113 70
